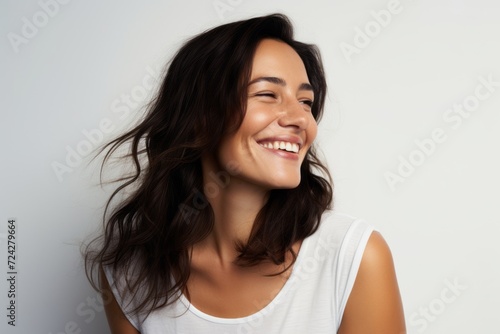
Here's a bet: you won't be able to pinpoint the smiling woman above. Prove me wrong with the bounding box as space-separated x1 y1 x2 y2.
83 13 406 334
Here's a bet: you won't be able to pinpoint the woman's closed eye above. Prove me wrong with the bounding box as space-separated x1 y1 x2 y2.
300 99 314 107
255 92 277 98
252 92 313 110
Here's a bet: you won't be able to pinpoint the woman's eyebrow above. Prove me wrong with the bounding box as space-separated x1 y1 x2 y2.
248 76 313 91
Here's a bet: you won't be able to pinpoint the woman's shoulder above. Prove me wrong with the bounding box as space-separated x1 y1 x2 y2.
315 210 375 245
297 210 376 278
101 258 146 310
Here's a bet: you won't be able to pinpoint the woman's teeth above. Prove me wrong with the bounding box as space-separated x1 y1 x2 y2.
259 141 299 153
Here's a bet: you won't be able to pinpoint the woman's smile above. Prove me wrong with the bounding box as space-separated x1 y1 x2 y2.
256 137 303 160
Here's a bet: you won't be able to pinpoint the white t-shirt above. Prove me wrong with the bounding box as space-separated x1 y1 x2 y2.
104 211 374 333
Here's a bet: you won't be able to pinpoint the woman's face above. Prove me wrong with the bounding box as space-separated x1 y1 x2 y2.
215 38 318 190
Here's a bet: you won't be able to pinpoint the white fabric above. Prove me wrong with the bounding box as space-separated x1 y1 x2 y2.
104 211 374 333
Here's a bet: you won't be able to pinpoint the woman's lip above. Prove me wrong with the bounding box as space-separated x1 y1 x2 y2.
258 143 299 160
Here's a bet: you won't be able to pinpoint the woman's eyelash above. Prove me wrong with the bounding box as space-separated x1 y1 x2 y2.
256 93 276 98
301 100 314 107
254 93 313 107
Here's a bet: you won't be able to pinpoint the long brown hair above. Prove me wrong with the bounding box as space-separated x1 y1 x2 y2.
83 13 332 318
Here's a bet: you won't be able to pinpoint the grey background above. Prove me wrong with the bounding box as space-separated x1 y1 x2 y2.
1 0 499 333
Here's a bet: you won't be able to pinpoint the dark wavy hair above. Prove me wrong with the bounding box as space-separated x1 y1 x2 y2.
83 13 332 318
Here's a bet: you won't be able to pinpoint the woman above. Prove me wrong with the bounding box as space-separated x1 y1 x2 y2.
84 13 406 333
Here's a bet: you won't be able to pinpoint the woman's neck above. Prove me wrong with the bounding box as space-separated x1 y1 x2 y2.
199 155 269 267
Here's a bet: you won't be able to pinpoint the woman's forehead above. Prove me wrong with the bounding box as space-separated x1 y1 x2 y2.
250 39 310 86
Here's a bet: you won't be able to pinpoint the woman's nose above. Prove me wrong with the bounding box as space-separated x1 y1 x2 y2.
277 99 310 130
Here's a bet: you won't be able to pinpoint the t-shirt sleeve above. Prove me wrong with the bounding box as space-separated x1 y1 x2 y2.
102 264 141 331
334 218 374 322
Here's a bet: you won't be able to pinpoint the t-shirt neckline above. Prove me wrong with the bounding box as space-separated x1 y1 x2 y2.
179 234 312 324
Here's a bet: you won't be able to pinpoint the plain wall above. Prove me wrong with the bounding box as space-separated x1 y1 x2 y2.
1 0 499 333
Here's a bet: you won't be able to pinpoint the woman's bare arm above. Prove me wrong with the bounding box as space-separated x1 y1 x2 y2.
338 231 406 334
99 267 141 334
